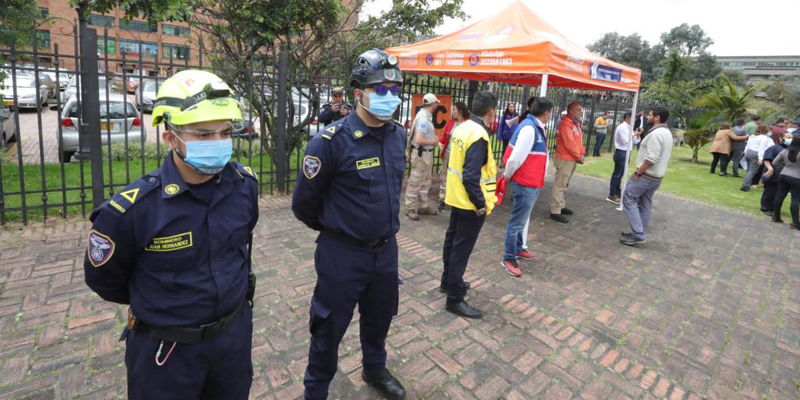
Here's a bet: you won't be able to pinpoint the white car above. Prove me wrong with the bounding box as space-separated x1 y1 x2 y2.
1 76 50 109
58 93 143 163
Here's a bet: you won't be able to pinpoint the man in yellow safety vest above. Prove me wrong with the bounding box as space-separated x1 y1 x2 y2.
440 90 498 319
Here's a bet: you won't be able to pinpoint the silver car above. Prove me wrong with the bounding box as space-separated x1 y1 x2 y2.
0 100 16 148
135 80 158 113
58 93 143 163
1 76 50 109
61 75 115 105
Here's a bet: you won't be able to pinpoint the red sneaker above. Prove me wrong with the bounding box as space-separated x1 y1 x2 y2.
516 250 535 260
502 259 522 277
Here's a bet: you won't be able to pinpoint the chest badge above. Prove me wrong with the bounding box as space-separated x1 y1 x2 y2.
356 157 381 170
303 156 322 179
354 130 364 138
164 184 180 195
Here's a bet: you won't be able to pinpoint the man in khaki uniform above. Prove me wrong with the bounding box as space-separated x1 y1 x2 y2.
406 93 440 220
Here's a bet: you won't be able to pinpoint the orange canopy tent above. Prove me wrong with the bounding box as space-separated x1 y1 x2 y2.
385 0 641 94
387 0 642 212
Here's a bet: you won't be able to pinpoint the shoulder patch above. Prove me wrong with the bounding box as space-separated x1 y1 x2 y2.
303 155 322 179
106 176 159 215
87 230 115 267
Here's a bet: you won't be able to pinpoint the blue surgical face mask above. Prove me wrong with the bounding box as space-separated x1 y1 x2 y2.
785 138 793 146
173 133 232 175
361 91 401 122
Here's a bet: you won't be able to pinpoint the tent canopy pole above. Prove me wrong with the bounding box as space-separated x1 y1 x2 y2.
617 91 639 211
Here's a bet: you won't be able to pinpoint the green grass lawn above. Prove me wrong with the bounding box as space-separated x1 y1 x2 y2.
577 145 791 220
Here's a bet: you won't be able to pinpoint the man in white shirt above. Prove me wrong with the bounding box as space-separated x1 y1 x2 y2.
607 112 637 204
621 106 673 246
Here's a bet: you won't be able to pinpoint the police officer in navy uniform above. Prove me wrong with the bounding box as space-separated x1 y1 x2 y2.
83 70 259 400
318 86 352 125
293 49 407 400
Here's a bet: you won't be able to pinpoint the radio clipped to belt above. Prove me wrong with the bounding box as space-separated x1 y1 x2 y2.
247 233 256 307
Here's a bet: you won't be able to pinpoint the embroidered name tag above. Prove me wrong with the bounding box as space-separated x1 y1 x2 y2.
356 157 381 170
145 232 193 252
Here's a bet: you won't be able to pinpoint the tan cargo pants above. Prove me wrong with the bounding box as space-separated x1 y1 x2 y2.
405 149 434 210
550 157 577 214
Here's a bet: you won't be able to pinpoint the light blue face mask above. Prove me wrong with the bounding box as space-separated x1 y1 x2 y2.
362 92 401 122
785 138 793 146
173 134 232 175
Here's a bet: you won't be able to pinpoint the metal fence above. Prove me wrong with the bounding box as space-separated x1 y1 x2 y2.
1 25 694 225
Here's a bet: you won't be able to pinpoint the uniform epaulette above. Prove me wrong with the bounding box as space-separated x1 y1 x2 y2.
233 162 259 181
320 121 344 140
103 174 160 216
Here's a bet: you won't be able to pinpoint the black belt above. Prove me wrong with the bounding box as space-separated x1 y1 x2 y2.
323 230 389 247
133 301 244 344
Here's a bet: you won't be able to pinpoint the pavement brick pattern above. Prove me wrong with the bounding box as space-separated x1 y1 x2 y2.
0 173 798 400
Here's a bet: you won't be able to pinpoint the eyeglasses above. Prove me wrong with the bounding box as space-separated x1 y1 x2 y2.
370 84 402 97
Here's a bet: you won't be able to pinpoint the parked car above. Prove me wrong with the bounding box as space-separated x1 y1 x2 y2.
58 93 143 163
1 76 50 109
42 71 74 91
232 117 257 139
61 75 117 105
134 79 158 113
117 76 141 93
0 101 16 148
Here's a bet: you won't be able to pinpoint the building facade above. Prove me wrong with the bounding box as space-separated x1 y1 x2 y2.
717 55 800 84
34 0 200 76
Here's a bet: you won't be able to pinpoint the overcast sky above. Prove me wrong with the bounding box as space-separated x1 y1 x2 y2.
363 0 799 57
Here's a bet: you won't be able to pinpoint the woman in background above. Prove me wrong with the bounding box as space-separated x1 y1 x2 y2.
741 125 774 192
772 134 800 228
498 103 519 158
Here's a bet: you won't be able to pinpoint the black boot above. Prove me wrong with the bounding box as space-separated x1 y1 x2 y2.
439 281 470 293
362 369 406 400
446 298 483 319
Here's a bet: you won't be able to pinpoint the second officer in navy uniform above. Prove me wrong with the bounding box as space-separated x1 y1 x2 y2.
293 49 407 400
83 70 259 400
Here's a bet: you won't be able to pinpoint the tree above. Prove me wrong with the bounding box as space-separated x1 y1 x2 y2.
660 23 713 58
683 111 717 163
0 0 46 82
697 74 755 122
684 52 722 81
587 32 659 84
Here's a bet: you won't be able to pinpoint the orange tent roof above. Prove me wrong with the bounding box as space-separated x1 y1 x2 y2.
386 0 641 92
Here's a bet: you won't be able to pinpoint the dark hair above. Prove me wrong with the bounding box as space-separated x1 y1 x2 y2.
567 102 581 113
719 122 731 129
752 115 761 121
650 106 669 124
623 112 631 119
789 134 800 163
503 103 517 118
526 96 536 108
471 91 498 118
777 117 788 124
734 118 745 126
454 101 470 120
531 97 554 117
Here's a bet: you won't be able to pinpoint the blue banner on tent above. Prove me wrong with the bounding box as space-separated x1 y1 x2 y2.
589 63 622 82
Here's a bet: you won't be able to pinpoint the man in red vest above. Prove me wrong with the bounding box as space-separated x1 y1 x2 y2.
550 102 585 223
501 97 552 277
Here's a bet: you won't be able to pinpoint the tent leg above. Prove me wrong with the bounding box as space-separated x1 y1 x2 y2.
539 73 549 97
617 91 639 212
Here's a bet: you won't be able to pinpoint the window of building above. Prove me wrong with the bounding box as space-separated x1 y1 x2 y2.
120 40 158 58
39 7 49 18
162 44 190 61
36 30 50 49
162 24 191 37
120 20 157 33
89 15 115 28
98 38 116 55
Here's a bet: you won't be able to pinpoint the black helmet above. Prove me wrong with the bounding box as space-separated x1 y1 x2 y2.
350 49 403 88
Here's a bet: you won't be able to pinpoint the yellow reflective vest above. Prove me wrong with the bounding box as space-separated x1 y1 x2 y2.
445 119 498 214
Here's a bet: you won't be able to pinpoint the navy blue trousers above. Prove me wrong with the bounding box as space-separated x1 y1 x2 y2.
125 305 253 400
304 232 399 400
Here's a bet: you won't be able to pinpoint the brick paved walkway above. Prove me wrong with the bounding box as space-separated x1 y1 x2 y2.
0 173 798 400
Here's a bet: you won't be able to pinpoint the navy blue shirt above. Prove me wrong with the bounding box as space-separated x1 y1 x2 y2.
84 153 259 327
292 112 406 240
763 143 788 183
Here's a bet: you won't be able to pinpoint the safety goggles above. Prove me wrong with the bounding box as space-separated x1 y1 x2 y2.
369 84 402 97
167 120 236 136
